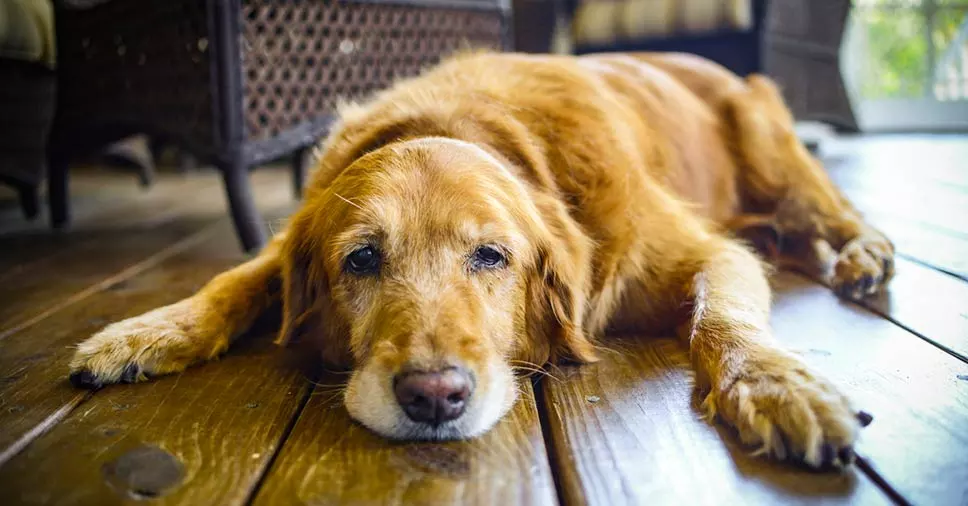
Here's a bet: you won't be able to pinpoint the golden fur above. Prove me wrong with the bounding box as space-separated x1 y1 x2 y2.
69 52 893 467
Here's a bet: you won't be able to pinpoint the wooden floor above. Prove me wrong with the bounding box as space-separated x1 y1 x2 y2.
0 135 966 505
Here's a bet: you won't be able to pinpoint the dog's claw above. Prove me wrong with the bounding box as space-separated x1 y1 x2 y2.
69 370 103 390
831 235 894 299
838 446 856 466
120 364 141 383
820 444 836 467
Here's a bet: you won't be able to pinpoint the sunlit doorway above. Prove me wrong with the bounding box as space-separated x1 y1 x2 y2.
843 0 968 131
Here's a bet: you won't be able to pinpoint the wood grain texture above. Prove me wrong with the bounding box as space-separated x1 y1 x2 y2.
0 220 313 505
540 339 891 506
0 168 292 337
0 333 310 505
252 377 558 506
861 215 968 280
769 273 968 505
0 168 218 264
0 220 272 456
857 257 968 361
0 224 213 338
824 136 968 278
823 135 968 195
541 271 968 505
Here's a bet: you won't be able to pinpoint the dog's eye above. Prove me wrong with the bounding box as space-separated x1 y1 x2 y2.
345 246 380 275
470 245 507 271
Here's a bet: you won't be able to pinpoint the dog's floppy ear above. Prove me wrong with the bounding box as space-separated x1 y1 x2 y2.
527 196 599 364
275 219 323 347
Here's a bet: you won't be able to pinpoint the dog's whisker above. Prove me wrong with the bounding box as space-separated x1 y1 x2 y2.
311 390 347 406
509 359 562 374
309 387 346 396
306 379 348 392
319 367 354 376
333 192 363 210
510 364 563 383
305 379 349 389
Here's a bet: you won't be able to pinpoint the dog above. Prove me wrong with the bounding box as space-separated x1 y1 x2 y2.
68 52 894 469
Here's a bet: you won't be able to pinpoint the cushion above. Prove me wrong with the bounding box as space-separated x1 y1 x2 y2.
0 0 55 67
573 0 753 46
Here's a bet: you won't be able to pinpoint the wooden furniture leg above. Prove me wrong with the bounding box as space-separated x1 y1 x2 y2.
219 158 267 252
292 147 309 199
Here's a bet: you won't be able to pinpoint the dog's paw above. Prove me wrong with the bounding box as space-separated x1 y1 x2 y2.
706 354 861 469
831 234 895 300
69 299 227 389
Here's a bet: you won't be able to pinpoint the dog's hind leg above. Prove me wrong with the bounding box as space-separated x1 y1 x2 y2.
69 233 286 388
724 76 894 299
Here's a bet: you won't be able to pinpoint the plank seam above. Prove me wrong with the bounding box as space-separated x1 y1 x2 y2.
897 253 968 283
532 376 568 506
241 376 318 506
854 302 968 365
856 456 914 506
0 223 221 342
790 271 968 364
0 392 92 467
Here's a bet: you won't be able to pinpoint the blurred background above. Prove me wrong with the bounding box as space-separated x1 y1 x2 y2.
1 0 965 249
844 0 968 130
516 0 968 132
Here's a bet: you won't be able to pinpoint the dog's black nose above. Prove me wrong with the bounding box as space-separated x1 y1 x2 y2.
394 367 472 425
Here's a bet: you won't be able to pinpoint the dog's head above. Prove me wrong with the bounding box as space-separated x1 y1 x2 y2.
278 137 597 440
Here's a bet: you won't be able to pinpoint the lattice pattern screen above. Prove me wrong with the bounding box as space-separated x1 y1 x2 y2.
57 0 216 147
241 1 505 141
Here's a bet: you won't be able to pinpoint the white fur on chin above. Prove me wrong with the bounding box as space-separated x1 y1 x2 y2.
343 361 517 441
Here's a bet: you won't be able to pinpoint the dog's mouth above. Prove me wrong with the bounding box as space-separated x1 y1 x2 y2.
380 419 474 442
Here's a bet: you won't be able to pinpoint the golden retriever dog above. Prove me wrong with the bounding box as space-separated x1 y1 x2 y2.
69 52 893 469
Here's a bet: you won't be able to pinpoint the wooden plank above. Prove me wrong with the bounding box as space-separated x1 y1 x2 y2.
823 135 968 194
0 224 212 337
0 167 293 339
0 166 287 267
828 161 968 231
541 272 968 505
862 214 968 280
0 169 213 254
771 274 968 505
0 220 312 505
540 341 891 505
0 220 234 455
0 335 309 505
252 377 558 506
823 136 968 278
857 257 968 361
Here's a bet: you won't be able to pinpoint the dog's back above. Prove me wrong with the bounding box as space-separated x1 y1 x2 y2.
321 51 751 229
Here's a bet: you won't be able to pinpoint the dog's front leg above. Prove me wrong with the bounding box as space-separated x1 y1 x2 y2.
679 239 861 468
69 233 286 388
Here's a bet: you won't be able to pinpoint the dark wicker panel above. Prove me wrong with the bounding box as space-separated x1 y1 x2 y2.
55 0 216 151
240 0 505 142
767 0 851 51
765 46 857 131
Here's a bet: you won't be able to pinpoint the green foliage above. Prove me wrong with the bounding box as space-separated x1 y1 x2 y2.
855 6 966 99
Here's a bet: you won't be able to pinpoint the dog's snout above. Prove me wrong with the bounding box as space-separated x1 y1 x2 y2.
394 367 473 425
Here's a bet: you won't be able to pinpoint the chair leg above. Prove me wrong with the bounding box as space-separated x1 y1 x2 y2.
219 159 267 252
292 146 309 199
16 184 40 220
48 152 70 228
137 162 156 188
